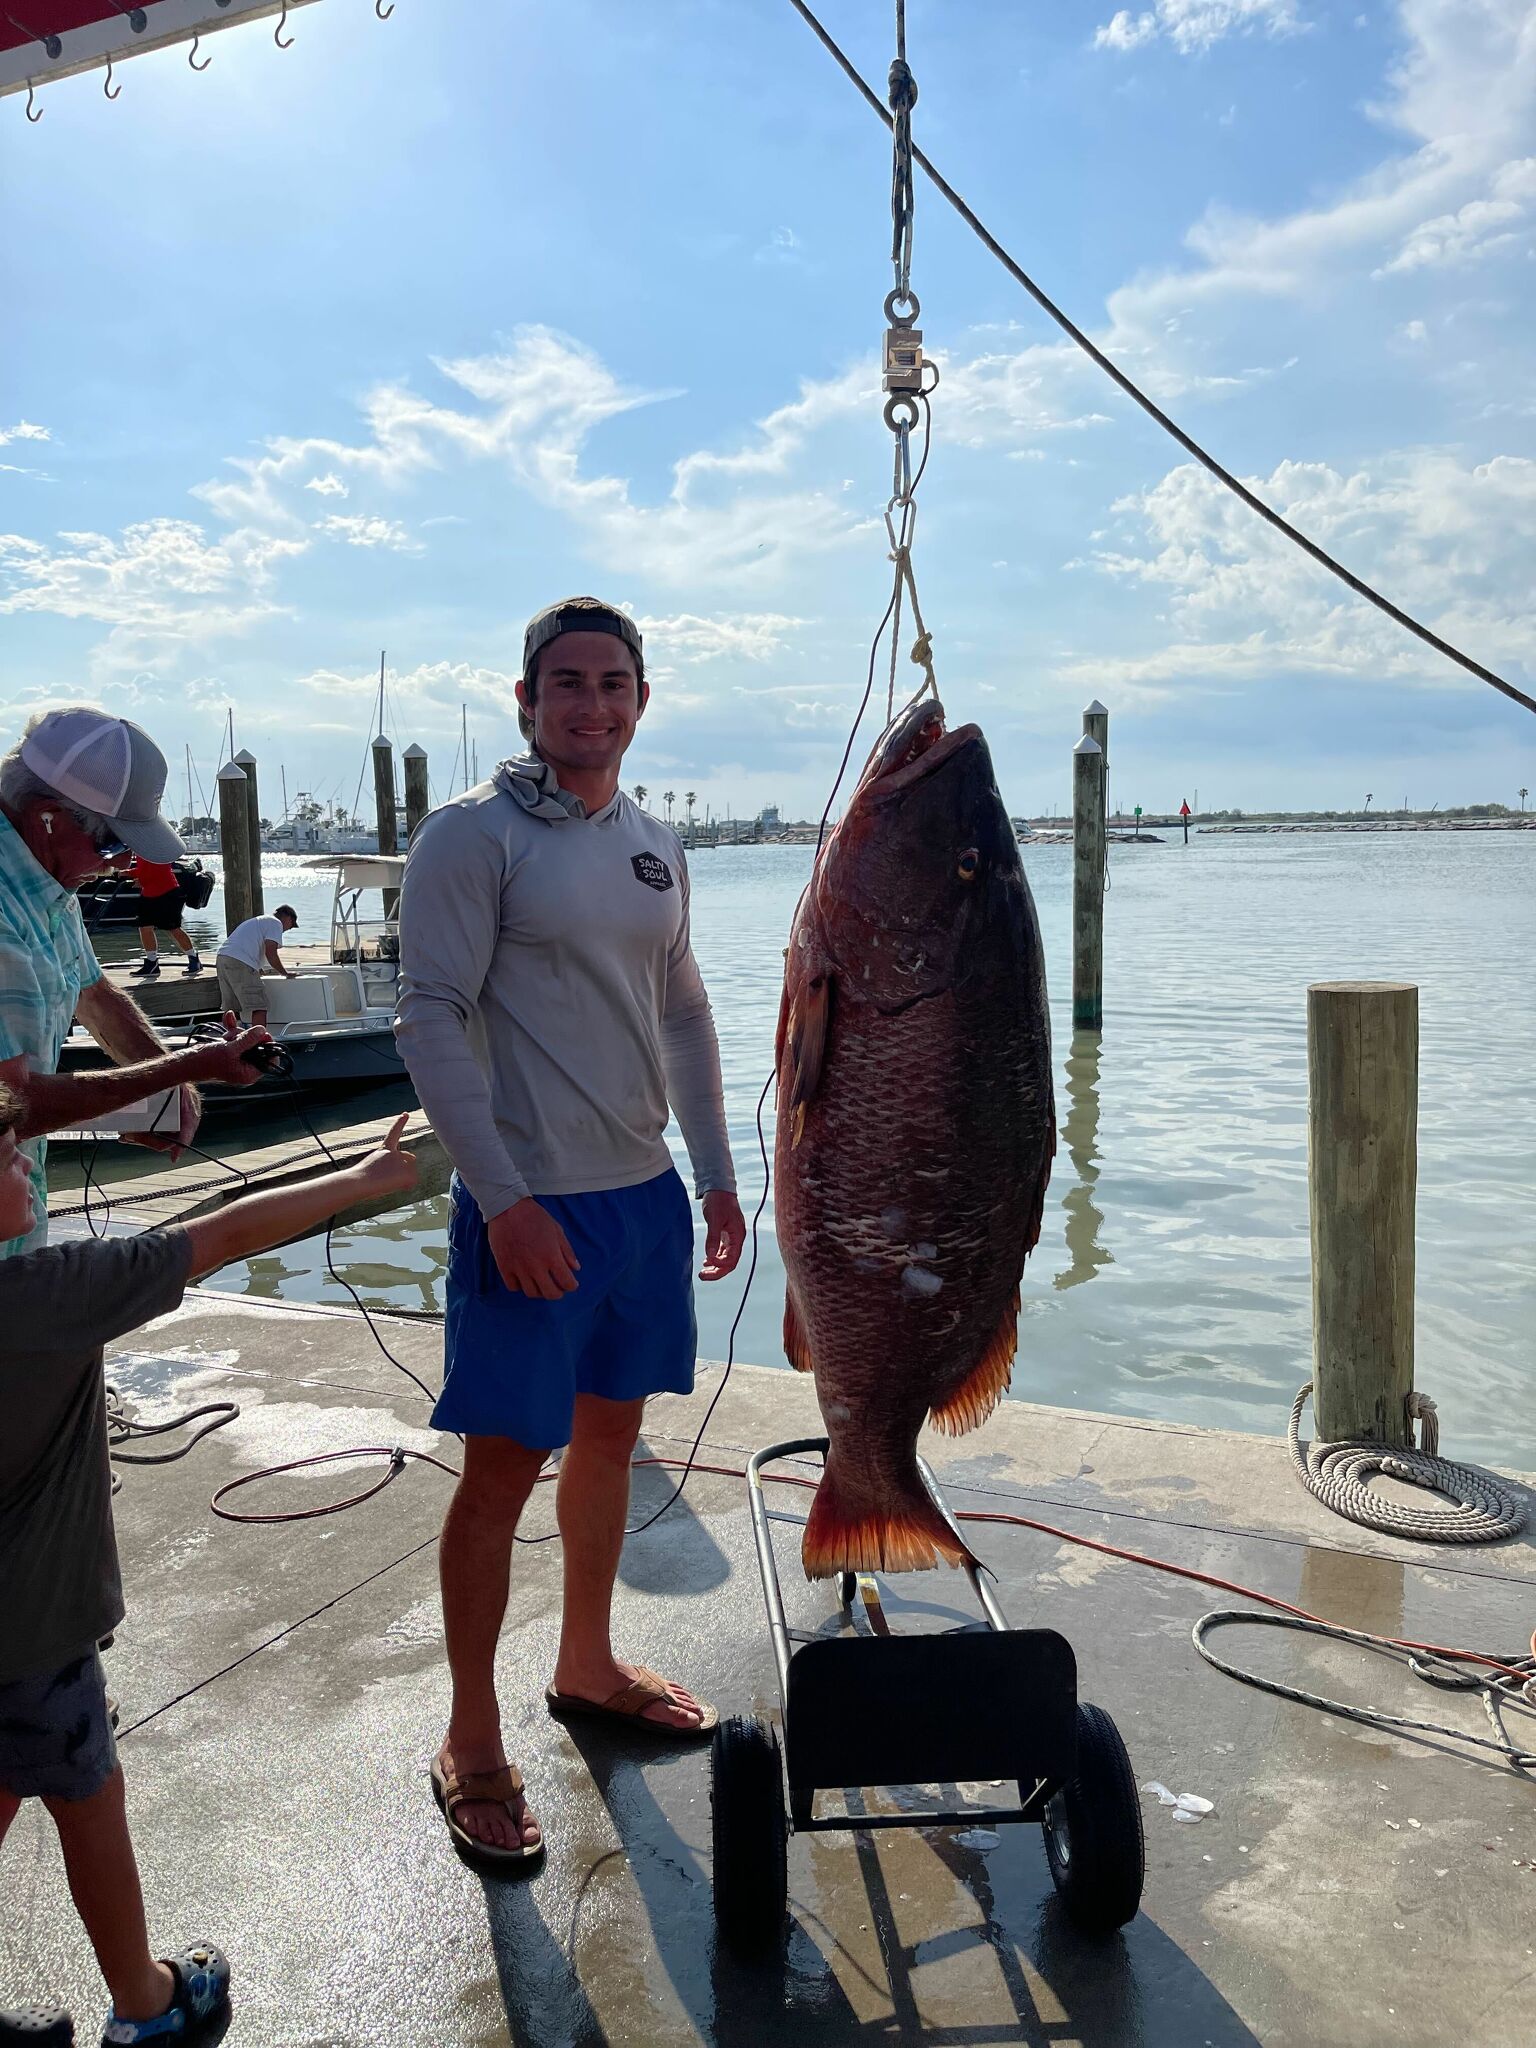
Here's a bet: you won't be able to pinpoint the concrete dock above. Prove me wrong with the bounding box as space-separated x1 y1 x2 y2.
5 1292 1534 2047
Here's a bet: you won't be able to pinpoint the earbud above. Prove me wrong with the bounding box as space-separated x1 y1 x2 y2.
42 813 54 835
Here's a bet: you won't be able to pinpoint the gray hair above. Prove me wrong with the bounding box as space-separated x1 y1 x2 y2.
0 705 115 837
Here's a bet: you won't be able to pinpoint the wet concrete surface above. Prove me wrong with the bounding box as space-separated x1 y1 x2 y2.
4 1291 1534 2046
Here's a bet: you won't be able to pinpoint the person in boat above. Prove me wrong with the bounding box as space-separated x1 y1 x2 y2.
128 855 202 980
0 707 271 1260
395 596 747 1868
0 1084 419 2046
214 906 299 1028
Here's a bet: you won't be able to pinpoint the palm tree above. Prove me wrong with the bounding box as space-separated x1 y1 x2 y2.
1364 793 1373 814
663 790 676 824
1521 788 1528 811
633 784 648 808
685 791 697 830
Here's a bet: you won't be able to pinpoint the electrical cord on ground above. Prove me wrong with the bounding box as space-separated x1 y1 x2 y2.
783 0 1536 721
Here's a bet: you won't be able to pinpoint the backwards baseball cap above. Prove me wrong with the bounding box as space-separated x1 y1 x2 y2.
20 708 184 863
522 597 645 683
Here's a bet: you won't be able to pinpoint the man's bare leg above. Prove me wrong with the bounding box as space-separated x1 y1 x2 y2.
549 1393 704 1731
44 1770 176 2023
438 1433 547 1850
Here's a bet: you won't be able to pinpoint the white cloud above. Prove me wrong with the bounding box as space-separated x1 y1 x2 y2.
1400 318 1428 341
755 225 802 265
635 611 806 664
194 328 872 588
1069 449 1536 690
1094 1 1302 55
304 473 349 498
0 421 49 447
1377 156 1536 274
312 512 419 551
0 519 303 632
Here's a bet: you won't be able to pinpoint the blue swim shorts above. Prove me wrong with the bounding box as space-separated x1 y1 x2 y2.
434 1169 698 1449
0 1645 117 1802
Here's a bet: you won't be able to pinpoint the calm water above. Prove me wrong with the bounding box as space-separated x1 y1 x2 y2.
81 836 1536 1469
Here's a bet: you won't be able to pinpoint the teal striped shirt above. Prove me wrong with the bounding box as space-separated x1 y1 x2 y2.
0 810 102 1258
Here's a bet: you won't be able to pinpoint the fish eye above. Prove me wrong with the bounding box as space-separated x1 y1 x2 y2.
957 848 980 881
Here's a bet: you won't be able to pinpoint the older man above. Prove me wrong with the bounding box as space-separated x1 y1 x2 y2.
0 706 269 1258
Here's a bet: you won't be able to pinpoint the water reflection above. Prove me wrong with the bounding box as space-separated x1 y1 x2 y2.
1054 1030 1112 1294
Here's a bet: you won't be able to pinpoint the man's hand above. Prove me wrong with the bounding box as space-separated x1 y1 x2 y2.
487 1197 581 1300
357 1113 420 1199
188 1012 275 1090
699 1189 747 1282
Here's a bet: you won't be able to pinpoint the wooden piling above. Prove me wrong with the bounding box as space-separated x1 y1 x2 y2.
232 748 265 916
403 744 429 842
217 761 254 935
372 733 399 917
1083 699 1109 824
1307 982 1418 1444
1072 735 1106 1030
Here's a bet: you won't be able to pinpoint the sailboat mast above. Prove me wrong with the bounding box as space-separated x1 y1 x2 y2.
461 704 469 795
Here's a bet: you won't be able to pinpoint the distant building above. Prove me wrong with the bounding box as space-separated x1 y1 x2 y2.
759 804 782 830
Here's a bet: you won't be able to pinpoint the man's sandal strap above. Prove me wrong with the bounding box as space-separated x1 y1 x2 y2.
600 1666 675 1716
445 1763 525 1811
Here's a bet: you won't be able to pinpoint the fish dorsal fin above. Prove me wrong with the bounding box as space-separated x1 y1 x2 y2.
926 1290 1020 1437
783 1291 814 1373
782 969 833 1148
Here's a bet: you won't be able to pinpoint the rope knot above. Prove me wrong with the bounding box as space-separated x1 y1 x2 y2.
888 58 917 113
1408 1390 1440 1457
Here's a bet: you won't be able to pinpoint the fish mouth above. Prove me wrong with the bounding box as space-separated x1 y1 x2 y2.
859 699 982 802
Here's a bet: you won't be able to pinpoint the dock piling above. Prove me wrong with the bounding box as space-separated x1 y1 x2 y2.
1308 982 1418 1444
232 749 265 916
1083 699 1109 825
373 732 399 916
1072 735 1106 1030
403 743 429 842
217 760 254 934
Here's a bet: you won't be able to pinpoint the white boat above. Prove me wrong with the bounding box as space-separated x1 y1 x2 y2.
58 856 410 1131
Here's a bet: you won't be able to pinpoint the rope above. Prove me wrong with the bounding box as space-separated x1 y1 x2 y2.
783 0 1536 721
107 1385 239 1467
1194 1610 1536 1773
1288 1383 1528 1545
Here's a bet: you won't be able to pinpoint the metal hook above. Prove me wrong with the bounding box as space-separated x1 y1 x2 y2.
25 76 41 121
274 2 293 48
375 0 394 17
104 53 121 99
188 32 210 69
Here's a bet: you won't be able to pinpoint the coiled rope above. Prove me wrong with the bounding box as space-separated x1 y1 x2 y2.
1289 1383 1528 1545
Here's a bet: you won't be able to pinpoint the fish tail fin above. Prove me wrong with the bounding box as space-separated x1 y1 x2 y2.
801 1449 976 1579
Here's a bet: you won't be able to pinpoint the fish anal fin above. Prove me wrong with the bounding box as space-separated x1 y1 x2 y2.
927 1292 1019 1438
801 1449 977 1578
784 1292 814 1373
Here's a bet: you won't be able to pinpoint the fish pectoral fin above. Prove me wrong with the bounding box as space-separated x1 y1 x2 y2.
783 1292 815 1373
926 1291 1020 1437
782 971 833 1144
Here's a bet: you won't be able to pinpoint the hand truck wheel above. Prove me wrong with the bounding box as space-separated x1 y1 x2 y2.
711 1714 788 1950
1041 1702 1145 1933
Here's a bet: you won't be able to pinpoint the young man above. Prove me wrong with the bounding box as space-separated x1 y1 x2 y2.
128 857 200 980
214 906 298 1029
1 708 272 1260
396 597 747 1866
0 1087 419 2044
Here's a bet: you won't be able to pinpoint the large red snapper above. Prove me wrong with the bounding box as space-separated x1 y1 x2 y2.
775 698 1055 1578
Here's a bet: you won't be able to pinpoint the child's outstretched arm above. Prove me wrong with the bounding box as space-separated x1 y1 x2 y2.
182 1114 419 1280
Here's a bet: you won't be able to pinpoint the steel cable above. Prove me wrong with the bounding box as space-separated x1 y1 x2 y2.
783 0 1536 719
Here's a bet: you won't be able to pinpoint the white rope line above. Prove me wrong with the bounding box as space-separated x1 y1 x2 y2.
1288 1384 1527 1545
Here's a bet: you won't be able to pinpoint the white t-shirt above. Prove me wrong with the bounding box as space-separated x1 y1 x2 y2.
219 915 284 971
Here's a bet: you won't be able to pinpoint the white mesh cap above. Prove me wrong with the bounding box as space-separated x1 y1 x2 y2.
19 708 184 862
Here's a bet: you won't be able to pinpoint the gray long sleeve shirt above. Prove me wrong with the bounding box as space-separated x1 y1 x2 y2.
394 756 735 1219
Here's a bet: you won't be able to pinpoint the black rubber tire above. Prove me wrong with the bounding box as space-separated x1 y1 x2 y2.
1041 1701 1145 1934
711 1714 789 1951
838 1571 857 1608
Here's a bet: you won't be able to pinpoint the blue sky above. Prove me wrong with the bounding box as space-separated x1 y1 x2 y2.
4 0 1536 820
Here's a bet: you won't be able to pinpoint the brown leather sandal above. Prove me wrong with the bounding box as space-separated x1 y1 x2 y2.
545 1664 719 1740
430 1754 544 1869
